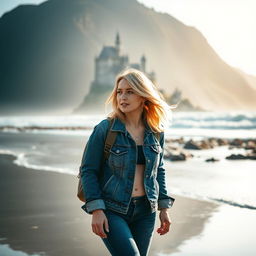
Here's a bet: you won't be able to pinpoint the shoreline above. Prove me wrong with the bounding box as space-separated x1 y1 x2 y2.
1 146 255 211
0 154 219 256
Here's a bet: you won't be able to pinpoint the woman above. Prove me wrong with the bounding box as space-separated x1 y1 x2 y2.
80 68 175 256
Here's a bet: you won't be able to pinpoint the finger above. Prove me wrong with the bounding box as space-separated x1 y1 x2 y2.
157 229 165 235
158 221 165 229
160 221 166 229
161 218 171 228
92 223 97 235
161 222 171 235
157 223 169 235
95 223 104 237
98 224 107 238
157 226 165 234
94 223 100 236
104 218 109 233
165 220 171 227
161 226 169 235
163 220 170 228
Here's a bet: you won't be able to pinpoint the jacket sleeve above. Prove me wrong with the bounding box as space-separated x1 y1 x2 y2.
80 120 108 214
156 132 175 210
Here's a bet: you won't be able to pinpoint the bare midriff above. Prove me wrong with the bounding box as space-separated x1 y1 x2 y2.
125 124 146 197
131 164 146 197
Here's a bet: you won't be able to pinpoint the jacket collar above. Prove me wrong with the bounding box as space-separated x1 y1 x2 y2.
110 117 154 134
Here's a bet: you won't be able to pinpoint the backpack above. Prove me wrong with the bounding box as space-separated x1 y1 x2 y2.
77 117 160 202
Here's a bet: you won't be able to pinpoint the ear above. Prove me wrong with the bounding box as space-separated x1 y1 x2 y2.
144 99 149 105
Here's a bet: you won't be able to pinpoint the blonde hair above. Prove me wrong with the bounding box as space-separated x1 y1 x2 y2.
105 68 174 132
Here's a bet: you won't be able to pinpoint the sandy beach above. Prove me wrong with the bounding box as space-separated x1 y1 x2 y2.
0 153 220 256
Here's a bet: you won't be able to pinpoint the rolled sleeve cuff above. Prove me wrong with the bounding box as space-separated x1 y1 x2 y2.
81 199 106 214
158 196 175 210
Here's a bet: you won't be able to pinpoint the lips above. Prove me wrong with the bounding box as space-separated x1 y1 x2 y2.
120 103 129 107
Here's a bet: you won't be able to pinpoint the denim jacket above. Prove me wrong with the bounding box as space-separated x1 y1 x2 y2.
80 117 175 214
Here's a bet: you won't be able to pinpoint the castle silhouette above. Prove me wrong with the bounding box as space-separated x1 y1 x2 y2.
90 33 155 93
74 33 155 113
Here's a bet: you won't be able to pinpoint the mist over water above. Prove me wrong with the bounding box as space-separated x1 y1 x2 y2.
0 111 256 138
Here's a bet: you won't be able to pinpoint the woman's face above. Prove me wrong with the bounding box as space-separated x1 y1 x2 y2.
116 78 145 114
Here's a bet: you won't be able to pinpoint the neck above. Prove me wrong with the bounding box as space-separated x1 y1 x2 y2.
124 109 144 128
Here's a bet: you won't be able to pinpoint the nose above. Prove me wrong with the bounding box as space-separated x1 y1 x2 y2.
120 92 127 100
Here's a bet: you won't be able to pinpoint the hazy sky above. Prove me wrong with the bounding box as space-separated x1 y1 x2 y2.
1 0 255 76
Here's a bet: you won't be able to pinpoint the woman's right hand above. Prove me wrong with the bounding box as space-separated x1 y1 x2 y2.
92 209 109 238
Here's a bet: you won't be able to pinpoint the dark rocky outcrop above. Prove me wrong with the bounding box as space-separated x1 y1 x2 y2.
205 157 220 162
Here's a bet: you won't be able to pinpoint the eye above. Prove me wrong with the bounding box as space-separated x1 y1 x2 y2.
127 90 134 94
116 91 121 94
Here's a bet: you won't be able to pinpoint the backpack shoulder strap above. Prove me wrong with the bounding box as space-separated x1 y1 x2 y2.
154 132 161 145
103 117 117 161
78 117 117 178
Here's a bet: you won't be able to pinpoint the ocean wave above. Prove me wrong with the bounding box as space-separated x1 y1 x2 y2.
0 149 19 158
170 188 256 211
0 150 76 175
0 112 255 131
13 153 76 175
171 122 256 130
0 114 104 128
209 197 256 210
171 112 256 129
173 111 256 122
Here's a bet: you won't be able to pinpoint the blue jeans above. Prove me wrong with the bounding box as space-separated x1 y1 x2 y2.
101 195 156 256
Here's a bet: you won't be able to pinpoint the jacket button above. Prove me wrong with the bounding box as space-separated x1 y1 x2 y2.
147 159 150 163
146 174 149 178
116 149 120 153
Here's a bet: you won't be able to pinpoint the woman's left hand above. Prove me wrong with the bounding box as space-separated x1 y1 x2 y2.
157 209 172 235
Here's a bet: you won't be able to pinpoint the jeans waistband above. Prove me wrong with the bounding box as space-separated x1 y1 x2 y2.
131 195 147 202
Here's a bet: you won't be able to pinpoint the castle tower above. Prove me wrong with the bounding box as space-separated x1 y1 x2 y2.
115 32 121 55
140 54 146 72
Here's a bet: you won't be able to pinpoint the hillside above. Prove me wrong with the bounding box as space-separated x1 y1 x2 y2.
0 0 255 114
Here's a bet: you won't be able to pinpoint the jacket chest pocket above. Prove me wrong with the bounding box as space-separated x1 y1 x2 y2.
108 146 128 175
149 144 162 169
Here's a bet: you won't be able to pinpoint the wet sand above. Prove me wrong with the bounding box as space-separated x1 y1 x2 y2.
0 154 219 256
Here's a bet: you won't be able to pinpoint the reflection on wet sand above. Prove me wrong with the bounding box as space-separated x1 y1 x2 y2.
0 154 219 256
151 194 219 255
